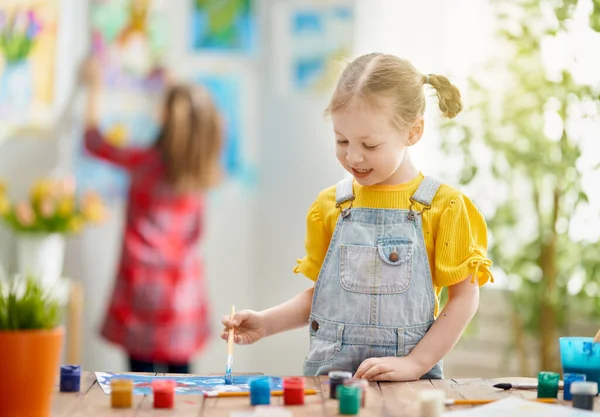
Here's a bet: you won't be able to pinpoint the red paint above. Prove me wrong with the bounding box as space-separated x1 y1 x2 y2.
283 377 306 406
152 380 176 409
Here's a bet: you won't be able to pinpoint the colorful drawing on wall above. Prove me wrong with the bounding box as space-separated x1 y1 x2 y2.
273 2 354 95
0 0 59 140
90 0 169 89
95 372 283 395
74 0 169 200
195 73 254 186
190 0 256 53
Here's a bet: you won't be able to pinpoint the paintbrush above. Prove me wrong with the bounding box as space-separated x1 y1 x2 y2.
225 305 235 385
445 398 557 406
493 382 564 390
593 329 600 343
204 389 319 398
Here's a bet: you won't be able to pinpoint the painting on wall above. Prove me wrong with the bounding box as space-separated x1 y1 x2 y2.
190 0 256 53
0 0 59 141
74 0 169 199
273 2 354 96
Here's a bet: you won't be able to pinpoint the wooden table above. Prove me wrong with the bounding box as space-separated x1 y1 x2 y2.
51 372 596 416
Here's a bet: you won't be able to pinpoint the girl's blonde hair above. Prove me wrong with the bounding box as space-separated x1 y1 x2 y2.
325 53 463 129
156 83 223 193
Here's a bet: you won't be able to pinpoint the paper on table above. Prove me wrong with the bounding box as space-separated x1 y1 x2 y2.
443 397 597 416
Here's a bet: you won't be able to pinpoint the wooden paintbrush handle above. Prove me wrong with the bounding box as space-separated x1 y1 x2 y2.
227 305 235 354
593 329 600 343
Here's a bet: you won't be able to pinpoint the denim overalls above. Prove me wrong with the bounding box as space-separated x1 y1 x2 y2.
303 176 443 379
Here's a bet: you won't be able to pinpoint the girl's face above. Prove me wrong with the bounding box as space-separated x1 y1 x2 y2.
332 99 423 186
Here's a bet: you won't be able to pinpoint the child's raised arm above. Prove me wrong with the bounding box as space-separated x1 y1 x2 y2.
220 286 314 345
80 56 150 170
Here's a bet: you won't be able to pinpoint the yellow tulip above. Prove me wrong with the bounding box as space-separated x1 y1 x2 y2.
57 197 75 217
30 179 53 202
0 195 9 216
68 216 85 233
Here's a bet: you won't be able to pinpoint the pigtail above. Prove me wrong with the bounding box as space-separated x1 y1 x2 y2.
424 74 463 119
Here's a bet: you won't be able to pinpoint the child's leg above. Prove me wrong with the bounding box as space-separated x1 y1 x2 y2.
167 362 190 374
128 356 156 373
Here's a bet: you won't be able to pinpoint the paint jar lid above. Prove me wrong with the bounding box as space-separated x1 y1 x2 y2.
111 379 134 390
250 377 272 391
283 377 305 390
60 364 81 375
329 371 352 381
417 389 445 402
563 373 586 382
570 381 598 396
152 379 176 392
337 384 361 399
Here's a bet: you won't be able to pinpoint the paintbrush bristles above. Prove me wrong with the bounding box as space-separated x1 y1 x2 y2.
227 305 235 354
593 329 600 343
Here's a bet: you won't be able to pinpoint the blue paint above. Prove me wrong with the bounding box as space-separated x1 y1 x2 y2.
560 337 600 384
249 377 272 405
563 373 587 401
225 363 232 385
60 365 81 392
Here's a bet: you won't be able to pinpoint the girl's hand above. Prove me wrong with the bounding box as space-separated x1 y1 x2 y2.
354 356 424 382
220 310 268 345
80 56 101 88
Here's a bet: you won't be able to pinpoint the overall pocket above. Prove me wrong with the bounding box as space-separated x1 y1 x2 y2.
304 336 341 365
340 238 413 294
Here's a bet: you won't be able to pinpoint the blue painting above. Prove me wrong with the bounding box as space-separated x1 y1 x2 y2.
95 372 283 395
190 0 256 53
275 3 354 95
195 73 254 186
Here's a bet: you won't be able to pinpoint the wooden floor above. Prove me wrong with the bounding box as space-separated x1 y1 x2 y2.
50 372 596 416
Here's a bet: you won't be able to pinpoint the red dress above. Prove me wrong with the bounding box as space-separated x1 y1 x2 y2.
84 127 211 363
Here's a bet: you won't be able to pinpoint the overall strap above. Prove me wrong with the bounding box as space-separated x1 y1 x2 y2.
335 177 355 218
410 177 442 208
335 177 355 205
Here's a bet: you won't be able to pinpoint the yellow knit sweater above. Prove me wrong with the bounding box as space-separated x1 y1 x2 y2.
294 173 493 316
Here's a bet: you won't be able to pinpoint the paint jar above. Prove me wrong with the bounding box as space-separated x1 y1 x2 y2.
537 371 560 398
560 337 600 384
337 384 361 415
571 381 598 411
250 377 272 406
328 371 352 399
111 379 133 408
152 379 175 409
418 389 445 417
563 373 586 401
283 377 305 405
343 379 368 407
59 364 81 392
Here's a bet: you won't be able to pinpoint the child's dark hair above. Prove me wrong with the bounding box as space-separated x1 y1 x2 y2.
156 83 223 193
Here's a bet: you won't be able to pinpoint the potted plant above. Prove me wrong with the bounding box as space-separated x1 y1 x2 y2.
0 178 105 287
0 273 69 417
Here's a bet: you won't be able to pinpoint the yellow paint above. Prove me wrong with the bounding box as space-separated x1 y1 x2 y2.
111 379 133 408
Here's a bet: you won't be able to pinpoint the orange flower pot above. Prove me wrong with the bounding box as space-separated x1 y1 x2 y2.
0 327 64 417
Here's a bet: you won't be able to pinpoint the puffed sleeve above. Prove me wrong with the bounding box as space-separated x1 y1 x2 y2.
293 199 331 281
